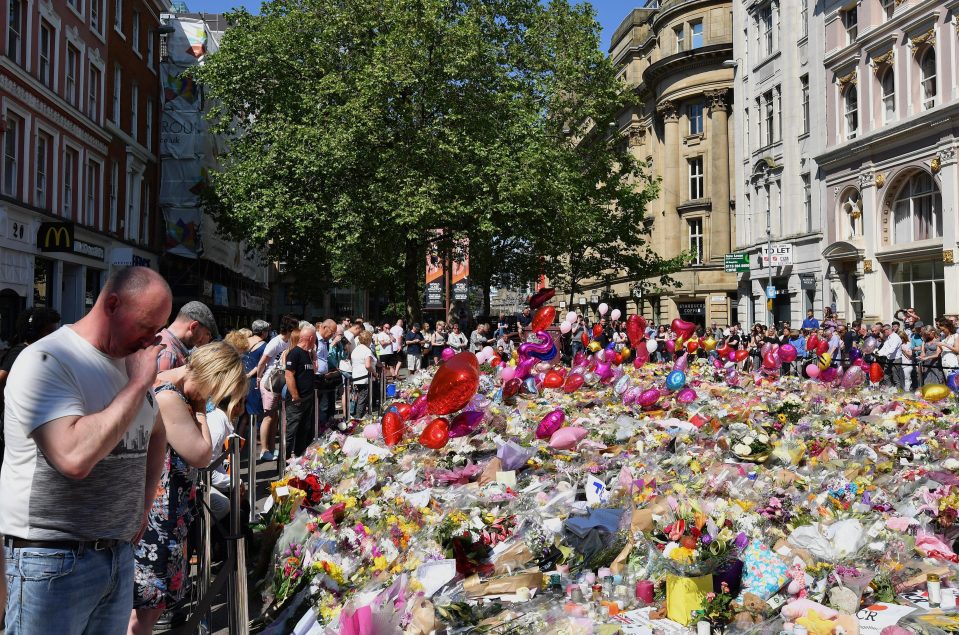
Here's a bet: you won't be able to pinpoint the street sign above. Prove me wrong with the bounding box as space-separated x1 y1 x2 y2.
760 244 793 267
799 273 817 290
766 285 777 299
724 253 750 273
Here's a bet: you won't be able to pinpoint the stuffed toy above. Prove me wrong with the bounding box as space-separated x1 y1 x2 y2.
781 598 838 621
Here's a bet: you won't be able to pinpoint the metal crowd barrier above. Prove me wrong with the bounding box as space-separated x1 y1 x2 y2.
277 400 287 472
247 415 259 524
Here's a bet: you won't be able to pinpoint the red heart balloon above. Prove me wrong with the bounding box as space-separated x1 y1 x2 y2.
529 288 555 310
717 343 731 359
581 332 589 347
502 377 522 399
807 334 820 352
543 370 564 389
686 340 699 354
427 352 480 415
490 356 501 367
592 324 603 338
531 306 556 332
869 362 884 383
393 402 413 421
626 315 647 349
613 353 623 365
563 373 585 393
382 411 403 446
734 349 749 362
816 341 829 355
671 318 696 340
419 417 450 450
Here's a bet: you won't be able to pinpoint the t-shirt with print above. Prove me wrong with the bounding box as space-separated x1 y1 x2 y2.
285 346 315 399
0 326 158 541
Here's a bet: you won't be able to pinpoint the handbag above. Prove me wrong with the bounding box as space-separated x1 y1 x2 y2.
264 355 286 393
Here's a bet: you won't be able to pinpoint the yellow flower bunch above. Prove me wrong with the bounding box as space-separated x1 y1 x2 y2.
312 560 346 586
331 494 358 510
669 546 695 564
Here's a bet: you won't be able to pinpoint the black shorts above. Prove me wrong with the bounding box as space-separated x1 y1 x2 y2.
381 353 399 366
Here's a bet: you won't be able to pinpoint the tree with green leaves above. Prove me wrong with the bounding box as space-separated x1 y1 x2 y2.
194 0 678 319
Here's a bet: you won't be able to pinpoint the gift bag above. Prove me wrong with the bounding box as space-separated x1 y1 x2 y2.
666 573 713 625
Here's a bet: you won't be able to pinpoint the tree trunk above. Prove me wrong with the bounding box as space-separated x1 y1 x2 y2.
404 238 422 323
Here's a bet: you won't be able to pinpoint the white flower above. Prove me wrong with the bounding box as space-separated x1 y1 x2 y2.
742 436 754 446
943 458 959 471
733 443 752 456
757 433 769 444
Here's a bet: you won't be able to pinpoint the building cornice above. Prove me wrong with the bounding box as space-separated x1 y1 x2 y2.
824 2 940 69
652 0 730 32
643 43 734 88
0 68 110 154
815 100 959 167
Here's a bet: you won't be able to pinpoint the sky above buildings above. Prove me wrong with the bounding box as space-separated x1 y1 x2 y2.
181 1 640 53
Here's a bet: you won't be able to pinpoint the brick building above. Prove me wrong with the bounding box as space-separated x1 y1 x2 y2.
0 0 169 342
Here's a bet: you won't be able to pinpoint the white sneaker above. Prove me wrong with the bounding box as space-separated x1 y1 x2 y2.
258 450 275 462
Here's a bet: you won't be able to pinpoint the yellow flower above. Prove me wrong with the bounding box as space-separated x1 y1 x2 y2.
367 455 380 464
669 547 695 564
373 555 389 572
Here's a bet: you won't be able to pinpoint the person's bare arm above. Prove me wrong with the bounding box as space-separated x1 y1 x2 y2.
31 345 161 480
135 412 167 543
286 369 300 402
157 392 212 468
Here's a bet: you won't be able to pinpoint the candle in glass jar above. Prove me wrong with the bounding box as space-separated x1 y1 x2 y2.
636 580 655 604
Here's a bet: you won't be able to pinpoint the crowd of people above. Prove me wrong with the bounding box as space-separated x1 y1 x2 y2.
2 269 958 634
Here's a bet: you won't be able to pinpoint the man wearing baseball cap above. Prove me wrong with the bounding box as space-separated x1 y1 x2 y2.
157 300 219 371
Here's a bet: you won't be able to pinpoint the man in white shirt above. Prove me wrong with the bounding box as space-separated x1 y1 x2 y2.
876 324 903 389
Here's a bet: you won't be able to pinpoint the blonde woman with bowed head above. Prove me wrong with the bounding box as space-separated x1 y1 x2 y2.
128 342 248 635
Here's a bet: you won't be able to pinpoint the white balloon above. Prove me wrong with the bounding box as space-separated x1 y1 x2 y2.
646 339 658 354
560 322 572 334
565 311 577 324
610 309 621 321
598 303 609 315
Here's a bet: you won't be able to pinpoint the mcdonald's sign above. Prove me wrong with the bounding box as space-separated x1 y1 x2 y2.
37 222 75 253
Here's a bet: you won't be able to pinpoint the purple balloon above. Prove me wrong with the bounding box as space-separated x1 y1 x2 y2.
677 386 697 404
673 353 689 372
637 388 661 407
535 409 566 439
779 343 797 363
841 365 865 389
449 410 485 438
820 366 838 383
441 347 455 361
623 385 643 405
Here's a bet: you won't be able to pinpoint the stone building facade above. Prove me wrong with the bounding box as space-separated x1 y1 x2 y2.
815 0 959 324
732 0 827 327
588 0 737 328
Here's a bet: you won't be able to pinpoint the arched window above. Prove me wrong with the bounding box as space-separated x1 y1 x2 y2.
844 86 858 139
920 48 936 110
881 68 895 123
893 172 941 243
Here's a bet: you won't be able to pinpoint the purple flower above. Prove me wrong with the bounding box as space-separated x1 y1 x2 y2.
701 533 713 546
734 532 749 549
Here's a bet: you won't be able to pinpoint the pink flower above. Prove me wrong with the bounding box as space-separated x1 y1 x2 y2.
885 517 918 532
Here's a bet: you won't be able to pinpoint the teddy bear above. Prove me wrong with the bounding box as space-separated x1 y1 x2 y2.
731 593 767 629
787 559 814 598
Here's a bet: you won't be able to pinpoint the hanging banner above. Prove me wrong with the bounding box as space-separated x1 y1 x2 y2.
160 109 204 159
160 63 201 111
425 230 445 309
162 207 202 258
166 18 208 65
451 237 469 301
160 159 207 207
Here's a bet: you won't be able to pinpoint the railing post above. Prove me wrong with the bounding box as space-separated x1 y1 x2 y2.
247 414 258 524
228 433 250 635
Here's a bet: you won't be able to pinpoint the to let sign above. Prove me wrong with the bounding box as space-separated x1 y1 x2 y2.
760 244 793 267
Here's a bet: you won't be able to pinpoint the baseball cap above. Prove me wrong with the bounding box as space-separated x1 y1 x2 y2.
179 301 219 340
251 319 271 334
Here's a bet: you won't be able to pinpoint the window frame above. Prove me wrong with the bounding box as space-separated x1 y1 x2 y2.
38 20 53 87
131 10 141 55
690 21 703 49
65 44 81 108
844 85 858 140
90 0 104 34
675 24 686 53
113 0 123 35
6 0 23 64
131 82 139 141
920 48 936 111
88 63 102 123
881 0 895 20
843 7 858 44
35 129 53 209
145 99 153 151
688 156 705 200
881 67 895 124
63 145 79 220
109 159 119 233
688 218 704 265
112 65 122 124
800 75 810 135
688 102 704 136
763 90 774 146
802 174 812 233
892 172 942 244
85 158 102 228
3 113 23 198
760 5 773 56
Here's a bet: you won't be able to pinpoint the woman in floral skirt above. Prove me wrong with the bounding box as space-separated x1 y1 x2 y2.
128 342 248 635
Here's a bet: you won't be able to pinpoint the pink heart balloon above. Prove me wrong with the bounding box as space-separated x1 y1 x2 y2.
536 409 566 439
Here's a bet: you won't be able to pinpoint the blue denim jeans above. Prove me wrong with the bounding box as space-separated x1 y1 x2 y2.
4 541 134 635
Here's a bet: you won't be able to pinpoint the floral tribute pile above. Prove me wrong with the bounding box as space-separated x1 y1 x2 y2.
252 303 959 635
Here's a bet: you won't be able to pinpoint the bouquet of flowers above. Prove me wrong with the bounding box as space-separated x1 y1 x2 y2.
727 423 772 463
642 499 749 577
702 582 736 626
771 394 805 425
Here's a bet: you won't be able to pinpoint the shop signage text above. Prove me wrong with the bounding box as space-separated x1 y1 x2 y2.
760 244 793 267
37 222 104 261
724 253 750 273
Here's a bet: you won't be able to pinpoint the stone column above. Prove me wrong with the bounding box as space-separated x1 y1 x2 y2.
705 89 731 262
658 100 681 257
938 146 959 316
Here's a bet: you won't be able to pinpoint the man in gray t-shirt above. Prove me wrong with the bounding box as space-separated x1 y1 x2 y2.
1 267 170 635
